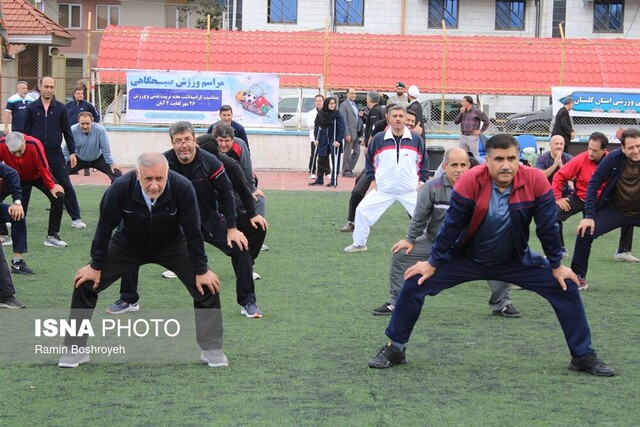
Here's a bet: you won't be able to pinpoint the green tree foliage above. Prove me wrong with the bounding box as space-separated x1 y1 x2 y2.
187 0 224 30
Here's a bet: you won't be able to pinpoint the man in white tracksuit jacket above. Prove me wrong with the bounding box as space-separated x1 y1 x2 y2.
345 105 429 252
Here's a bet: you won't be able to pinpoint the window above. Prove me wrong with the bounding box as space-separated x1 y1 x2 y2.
96 5 120 30
335 0 364 26
594 0 623 33
495 1 525 30
58 4 81 29
166 5 191 28
268 0 297 23
428 0 458 29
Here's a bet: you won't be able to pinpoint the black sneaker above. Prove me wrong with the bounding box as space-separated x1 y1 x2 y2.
11 259 34 275
368 343 406 369
372 303 394 316
0 296 25 309
492 303 521 318
569 351 616 377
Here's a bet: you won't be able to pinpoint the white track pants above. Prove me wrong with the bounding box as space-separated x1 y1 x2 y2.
352 189 417 247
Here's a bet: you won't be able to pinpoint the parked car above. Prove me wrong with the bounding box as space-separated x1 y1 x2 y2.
278 93 319 129
502 106 553 135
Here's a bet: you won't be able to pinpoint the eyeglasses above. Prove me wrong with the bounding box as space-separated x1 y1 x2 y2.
172 137 195 146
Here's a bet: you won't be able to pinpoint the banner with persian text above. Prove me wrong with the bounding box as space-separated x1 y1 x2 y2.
126 71 279 126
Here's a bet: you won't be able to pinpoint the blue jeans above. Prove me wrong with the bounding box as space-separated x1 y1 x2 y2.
385 255 594 358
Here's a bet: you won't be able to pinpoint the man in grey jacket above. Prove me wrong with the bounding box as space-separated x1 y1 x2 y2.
339 88 362 177
372 147 520 318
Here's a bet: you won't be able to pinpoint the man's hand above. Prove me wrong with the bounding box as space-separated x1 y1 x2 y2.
69 153 78 168
196 270 221 295
332 141 340 148
314 140 319 146
391 239 413 255
577 218 595 237
551 265 578 291
345 135 352 143
571 130 576 140
8 204 24 221
112 164 121 172
404 261 436 285
472 129 481 136
252 188 265 200
227 227 248 251
74 265 102 290
413 124 423 135
553 153 564 168
49 184 65 198
249 214 268 231
556 198 571 212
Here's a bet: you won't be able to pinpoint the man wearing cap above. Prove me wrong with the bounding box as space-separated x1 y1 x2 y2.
552 97 575 151
454 96 490 157
388 82 408 109
406 86 424 134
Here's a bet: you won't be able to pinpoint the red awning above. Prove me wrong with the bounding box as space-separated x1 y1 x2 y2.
97 26 640 95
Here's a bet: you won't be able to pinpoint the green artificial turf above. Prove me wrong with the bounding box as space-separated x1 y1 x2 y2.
1 186 638 426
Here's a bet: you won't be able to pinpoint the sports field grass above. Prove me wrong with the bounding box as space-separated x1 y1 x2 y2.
1 186 639 426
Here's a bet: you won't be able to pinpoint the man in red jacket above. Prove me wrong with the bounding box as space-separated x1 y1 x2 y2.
0 132 67 257
552 132 637 276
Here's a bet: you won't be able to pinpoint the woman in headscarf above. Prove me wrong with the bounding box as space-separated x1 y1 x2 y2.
311 96 346 187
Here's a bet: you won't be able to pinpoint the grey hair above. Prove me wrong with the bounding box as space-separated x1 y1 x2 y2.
443 147 469 164
168 121 195 139
212 123 235 139
136 152 168 170
367 91 380 104
5 132 25 152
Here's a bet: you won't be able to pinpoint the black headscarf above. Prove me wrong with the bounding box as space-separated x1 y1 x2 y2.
315 97 340 128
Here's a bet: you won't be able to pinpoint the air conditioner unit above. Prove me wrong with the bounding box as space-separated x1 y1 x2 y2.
48 46 60 56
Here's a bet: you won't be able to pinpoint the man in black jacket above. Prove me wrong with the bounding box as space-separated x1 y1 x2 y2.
58 152 226 368
109 122 263 319
552 97 575 151
196 134 267 268
23 76 86 229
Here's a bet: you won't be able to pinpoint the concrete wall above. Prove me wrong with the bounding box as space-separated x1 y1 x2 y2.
103 127 560 170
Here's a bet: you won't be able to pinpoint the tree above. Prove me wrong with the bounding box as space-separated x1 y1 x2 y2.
187 0 224 30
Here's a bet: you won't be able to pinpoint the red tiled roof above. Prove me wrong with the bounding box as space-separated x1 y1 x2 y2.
96 26 640 95
0 0 73 40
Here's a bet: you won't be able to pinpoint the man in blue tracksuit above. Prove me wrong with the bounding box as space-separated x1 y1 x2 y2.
23 76 86 229
368 133 615 377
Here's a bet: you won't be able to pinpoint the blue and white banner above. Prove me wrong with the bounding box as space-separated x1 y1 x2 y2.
552 86 640 119
126 71 279 126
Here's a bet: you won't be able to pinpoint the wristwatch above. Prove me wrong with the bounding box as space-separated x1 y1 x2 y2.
13 200 21 206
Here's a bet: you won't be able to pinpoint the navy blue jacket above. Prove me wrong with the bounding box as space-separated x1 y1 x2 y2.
23 96 76 157
0 162 23 203
90 170 208 274
66 99 100 126
584 148 627 218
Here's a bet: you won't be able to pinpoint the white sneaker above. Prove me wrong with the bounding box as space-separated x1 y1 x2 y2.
44 233 68 248
58 351 90 368
614 252 640 263
161 270 178 279
0 235 12 246
252 271 261 281
71 219 87 229
260 244 269 251
200 349 228 367
344 244 367 253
